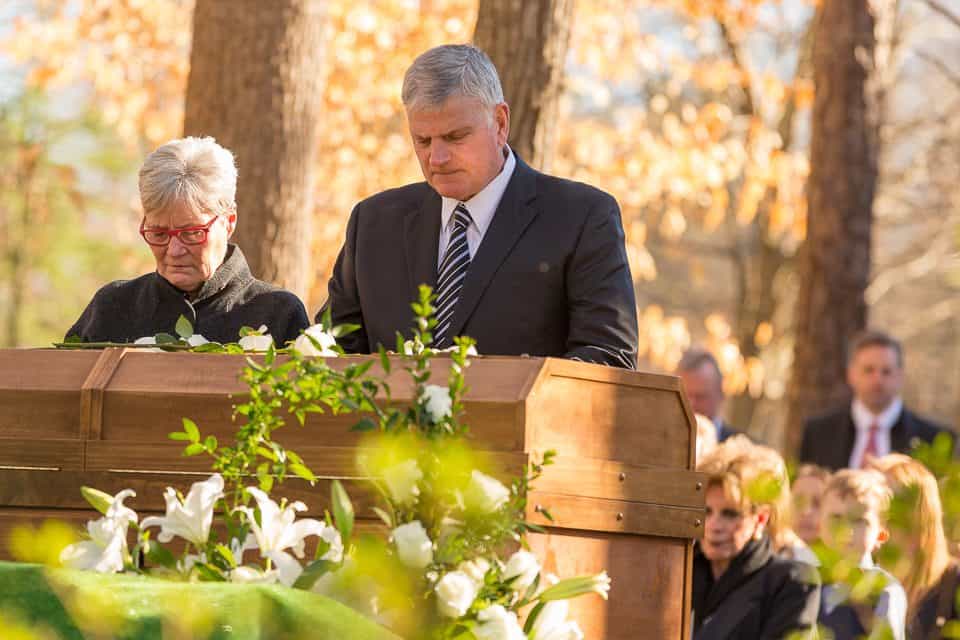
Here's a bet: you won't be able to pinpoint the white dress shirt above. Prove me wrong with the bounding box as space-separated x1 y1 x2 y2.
437 147 516 268
849 397 903 469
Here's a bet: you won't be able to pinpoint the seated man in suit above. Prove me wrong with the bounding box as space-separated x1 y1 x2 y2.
677 348 739 442
799 330 950 471
320 44 638 369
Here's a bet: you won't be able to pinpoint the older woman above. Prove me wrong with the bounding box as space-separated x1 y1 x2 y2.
67 137 309 345
692 438 820 639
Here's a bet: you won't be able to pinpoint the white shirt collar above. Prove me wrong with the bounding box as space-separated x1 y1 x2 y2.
440 147 515 237
851 397 902 432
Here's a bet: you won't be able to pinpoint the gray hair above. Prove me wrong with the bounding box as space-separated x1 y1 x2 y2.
677 347 723 390
401 44 504 111
138 136 237 217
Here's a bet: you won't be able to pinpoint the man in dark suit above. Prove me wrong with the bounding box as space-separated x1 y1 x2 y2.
320 44 638 368
676 348 740 442
799 330 951 470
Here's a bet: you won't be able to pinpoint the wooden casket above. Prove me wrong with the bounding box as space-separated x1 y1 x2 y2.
0 349 705 639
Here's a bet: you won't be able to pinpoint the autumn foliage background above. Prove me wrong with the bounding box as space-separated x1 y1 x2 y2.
1 0 959 451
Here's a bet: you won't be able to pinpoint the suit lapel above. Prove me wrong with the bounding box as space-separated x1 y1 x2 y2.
404 189 442 297
890 407 911 453
838 413 857 470
446 157 539 340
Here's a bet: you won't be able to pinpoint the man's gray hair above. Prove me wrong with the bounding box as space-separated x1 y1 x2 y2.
401 44 504 111
138 136 237 217
677 347 723 389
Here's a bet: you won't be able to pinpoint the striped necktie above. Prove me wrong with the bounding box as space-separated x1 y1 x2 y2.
434 203 472 347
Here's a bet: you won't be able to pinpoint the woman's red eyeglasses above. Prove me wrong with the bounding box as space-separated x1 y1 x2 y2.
139 217 219 246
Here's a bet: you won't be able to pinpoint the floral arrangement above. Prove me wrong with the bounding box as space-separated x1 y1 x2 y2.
58 286 609 639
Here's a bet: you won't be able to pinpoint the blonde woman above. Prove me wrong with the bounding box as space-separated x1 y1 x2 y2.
692 438 820 639
867 453 957 639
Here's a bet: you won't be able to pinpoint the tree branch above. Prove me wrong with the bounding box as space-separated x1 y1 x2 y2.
916 49 960 92
925 0 960 33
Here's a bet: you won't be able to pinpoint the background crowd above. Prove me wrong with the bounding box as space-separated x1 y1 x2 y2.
686 330 957 639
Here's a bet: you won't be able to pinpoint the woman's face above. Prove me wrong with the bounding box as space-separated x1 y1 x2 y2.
702 485 766 568
791 475 826 544
142 201 235 293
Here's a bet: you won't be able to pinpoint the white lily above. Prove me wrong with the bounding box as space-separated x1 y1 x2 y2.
530 600 585 640
141 474 223 547
292 325 338 356
238 487 336 587
60 489 138 573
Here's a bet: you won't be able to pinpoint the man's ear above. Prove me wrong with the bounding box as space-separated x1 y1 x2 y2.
494 102 510 146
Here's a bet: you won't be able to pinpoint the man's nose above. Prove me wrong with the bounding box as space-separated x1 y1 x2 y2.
430 141 450 166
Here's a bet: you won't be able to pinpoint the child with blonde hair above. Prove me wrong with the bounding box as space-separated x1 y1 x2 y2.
818 468 906 640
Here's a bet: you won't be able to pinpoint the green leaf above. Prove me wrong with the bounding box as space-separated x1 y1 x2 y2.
350 417 377 432
319 307 333 331
64 335 82 344
256 446 277 461
371 507 393 529
213 543 236 568
154 332 178 345
331 480 354 543
191 342 225 353
168 431 192 441
80 486 114 515
184 443 205 456
523 601 547 635
143 539 177 569
331 323 361 338
290 463 317 483
378 345 391 374
292 559 335 590
238 325 258 337
175 315 194 339
182 418 200 443
194 563 225 582
204 435 218 452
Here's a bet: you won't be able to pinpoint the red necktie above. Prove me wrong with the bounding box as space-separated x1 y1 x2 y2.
862 422 879 466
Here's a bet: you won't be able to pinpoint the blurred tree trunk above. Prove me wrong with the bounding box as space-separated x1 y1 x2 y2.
473 0 574 172
184 0 326 301
785 0 878 456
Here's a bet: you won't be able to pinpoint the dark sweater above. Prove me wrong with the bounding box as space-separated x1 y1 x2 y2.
66 244 309 345
692 536 821 640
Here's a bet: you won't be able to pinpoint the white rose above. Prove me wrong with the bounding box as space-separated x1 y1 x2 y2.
133 336 156 345
420 384 452 422
464 470 510 513
435 570 479 618
187 334 209 347
239 334 274 352
530 600 584 640
474 605 526 640
458 557 490 585
381 459 422 505
392 521 433 569
503 550 540 594
293 325 338 356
